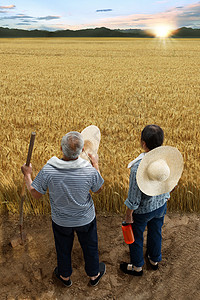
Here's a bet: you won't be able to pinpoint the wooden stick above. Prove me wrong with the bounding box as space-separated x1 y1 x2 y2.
19 132 36 241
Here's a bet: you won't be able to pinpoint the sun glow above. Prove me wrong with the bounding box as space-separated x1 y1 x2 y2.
153 25 173 38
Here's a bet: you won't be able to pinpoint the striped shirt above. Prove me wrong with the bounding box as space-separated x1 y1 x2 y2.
31 157 104 227
125 159 170 214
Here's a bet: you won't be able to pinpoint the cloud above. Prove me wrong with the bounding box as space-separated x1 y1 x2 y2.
16 22 31 25
96 9 113 13
37 16 60 20
19 19 38 23
175 2 200 26
0 14 61 23
1 14 33 20
88 1 200 29
0 5 15 9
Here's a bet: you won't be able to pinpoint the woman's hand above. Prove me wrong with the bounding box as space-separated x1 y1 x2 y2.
125 208 134 224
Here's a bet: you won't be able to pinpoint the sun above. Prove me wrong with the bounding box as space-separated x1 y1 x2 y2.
153 25 172 38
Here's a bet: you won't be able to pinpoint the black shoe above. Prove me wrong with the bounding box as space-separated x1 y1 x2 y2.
146 252 159 270
120 262 143 276
90 262 106 286
54 267 72 287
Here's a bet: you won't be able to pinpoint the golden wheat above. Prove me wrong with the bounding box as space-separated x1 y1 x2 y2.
0 38 199 214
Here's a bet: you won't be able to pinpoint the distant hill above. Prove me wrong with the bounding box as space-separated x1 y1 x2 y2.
171 27 200 38
0 26 200 38
0 26 151 38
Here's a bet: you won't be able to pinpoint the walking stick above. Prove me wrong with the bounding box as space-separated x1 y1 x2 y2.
11 132 36 247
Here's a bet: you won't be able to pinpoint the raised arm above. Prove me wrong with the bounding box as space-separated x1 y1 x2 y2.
21 164 43 200
88 153 104 194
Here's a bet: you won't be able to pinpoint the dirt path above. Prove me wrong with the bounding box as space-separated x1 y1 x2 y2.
0 212 200 300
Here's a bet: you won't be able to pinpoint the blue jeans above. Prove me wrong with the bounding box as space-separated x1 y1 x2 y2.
52 217 99 277
129 203 167 267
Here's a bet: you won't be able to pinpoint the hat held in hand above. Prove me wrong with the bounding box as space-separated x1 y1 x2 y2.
80 125 101 161
136 146 184 196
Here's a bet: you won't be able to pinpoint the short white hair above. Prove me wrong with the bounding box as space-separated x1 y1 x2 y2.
61 132 84 159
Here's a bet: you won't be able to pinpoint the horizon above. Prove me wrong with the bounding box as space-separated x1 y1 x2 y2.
1 25 199 32
0 1 200 32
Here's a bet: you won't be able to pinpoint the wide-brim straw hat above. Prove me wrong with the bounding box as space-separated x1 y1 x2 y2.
80 125 101 161
136 146 184 196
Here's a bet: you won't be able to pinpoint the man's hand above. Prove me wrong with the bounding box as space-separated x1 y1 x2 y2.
88 153 101 173
88 153 103 192
88 153 99 166
21 163 32 177
21 163 42 199
125 208 134 224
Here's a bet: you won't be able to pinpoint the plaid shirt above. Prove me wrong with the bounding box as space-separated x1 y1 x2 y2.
125 159 170 214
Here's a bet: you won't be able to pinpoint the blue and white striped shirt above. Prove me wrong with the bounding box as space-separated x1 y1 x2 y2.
32 157 104 227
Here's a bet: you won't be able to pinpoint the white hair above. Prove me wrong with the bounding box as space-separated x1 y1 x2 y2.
61 132 84 159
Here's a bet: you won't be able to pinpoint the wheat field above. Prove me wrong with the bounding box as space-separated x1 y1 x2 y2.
0 37 199 215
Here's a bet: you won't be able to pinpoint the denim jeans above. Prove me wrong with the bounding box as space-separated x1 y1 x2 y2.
52 217 99 277
129 202 167 267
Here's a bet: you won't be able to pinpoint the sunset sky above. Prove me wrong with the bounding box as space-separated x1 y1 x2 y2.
0 0 200 31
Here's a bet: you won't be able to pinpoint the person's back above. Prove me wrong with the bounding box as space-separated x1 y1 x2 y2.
21 131 106 287
32 158 102 227
121 125 171 276
126 159 170 215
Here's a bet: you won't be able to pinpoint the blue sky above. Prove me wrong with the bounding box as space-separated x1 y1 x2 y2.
0 1 200 31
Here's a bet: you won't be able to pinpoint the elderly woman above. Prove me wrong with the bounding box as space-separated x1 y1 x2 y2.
21 131 105 287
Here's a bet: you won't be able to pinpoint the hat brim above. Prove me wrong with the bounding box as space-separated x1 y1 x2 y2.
80 125 101 161
136 146 184 196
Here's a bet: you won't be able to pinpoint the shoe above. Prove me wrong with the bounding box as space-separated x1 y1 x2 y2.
54 267 72 287
146 252 159 270
90 262 106 286
120 262 143 276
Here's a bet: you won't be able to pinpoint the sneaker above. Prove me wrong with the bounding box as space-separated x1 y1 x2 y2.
120 262 143 276
54 267 72 287
146 252 159 270
90 262 106 286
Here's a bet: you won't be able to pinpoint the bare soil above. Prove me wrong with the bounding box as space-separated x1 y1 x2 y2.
0 212 200 300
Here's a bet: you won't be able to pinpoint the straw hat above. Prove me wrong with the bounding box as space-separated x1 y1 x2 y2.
136 146 184 196
80 125 101 161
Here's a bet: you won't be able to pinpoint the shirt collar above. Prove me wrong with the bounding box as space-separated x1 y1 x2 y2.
127 153 146 168
47 156 91 169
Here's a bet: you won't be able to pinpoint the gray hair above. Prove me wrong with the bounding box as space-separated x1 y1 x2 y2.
61 131 84 159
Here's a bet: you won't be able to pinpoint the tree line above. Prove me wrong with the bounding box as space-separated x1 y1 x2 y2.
0 26 200 38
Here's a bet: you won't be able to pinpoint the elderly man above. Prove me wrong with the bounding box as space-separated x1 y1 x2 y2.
21 131 105 287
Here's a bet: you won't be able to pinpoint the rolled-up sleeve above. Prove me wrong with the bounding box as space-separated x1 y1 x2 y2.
124 166 141 210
